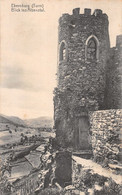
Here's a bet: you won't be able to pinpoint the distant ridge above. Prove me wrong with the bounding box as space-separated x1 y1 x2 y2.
24 116 53 128
0 114 27 127
0 114 53 128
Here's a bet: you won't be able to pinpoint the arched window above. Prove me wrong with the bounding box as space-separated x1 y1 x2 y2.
87 38 96 60
85 35 99 61
59 41 68 61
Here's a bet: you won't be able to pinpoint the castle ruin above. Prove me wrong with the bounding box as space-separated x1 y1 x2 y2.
54 8 122 162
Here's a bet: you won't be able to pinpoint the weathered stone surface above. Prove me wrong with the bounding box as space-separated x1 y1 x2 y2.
105 35 122 109
89 109 122 165
55 151 72 187
54 8 122 148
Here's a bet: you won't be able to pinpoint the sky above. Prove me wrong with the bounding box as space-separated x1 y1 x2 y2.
0 0 122 119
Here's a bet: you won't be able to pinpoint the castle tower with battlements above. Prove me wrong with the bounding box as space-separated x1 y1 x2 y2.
54 8 122 150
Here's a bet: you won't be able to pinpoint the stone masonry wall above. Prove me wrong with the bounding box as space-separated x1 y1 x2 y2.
105 35 122 109
58 8 110 110
54 8 110 147
54 8 122 150
89 109 122 165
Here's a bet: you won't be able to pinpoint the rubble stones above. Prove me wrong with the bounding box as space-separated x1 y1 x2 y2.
72 159 122 195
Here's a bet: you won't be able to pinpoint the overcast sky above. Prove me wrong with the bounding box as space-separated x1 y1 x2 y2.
0 0 122 119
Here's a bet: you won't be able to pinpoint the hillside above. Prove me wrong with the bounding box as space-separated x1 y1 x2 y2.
0 114 53 129
0 114 26 127
24 116 53 128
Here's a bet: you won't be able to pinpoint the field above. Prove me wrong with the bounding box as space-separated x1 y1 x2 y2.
0 121 55 183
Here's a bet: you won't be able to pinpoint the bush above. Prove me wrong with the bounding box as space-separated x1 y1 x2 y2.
0 175 12 194
38 187 62 195
38 187 77 195
94 178 121 195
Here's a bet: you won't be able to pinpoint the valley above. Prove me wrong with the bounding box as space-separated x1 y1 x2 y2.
0 114 54 193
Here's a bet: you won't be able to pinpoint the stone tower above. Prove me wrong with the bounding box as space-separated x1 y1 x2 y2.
54 8 110 149
105 35 122 109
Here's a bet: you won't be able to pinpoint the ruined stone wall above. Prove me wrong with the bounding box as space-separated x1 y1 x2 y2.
89 109 122 165
55 151 72 187
105 35 122 109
